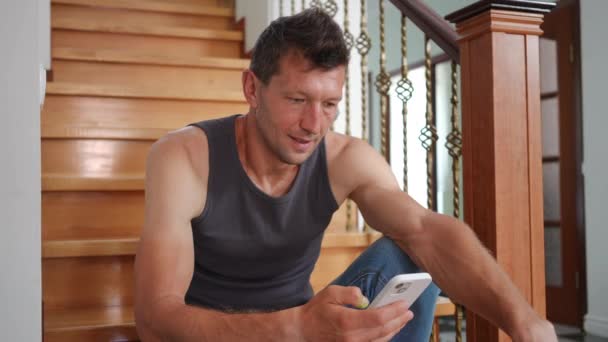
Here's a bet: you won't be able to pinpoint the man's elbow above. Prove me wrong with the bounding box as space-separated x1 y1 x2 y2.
135 296 179 342
135 301 161 342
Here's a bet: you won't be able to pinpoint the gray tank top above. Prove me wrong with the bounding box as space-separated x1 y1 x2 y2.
185 115 338 311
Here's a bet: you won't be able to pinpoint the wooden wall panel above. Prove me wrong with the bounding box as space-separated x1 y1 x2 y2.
492 33 532 297
450 8 548 342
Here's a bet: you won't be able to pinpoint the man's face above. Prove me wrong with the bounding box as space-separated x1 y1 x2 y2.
252 52 345 165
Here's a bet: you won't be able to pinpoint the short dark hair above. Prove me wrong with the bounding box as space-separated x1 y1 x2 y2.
250 8 349 85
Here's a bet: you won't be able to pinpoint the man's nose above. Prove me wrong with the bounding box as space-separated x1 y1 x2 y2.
300 103 322 135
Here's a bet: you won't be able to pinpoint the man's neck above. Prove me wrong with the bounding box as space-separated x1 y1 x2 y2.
235 114 300 197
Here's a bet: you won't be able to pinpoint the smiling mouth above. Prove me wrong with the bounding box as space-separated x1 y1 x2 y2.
290 136 312 144
289 135 315 151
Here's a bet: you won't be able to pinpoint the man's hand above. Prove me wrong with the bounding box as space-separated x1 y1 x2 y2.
295 285 413 342
512 315 558 342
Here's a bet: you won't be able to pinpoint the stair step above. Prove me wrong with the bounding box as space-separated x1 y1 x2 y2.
44 306 136 342
312 234 376 293
42 233 381 258
434 296 456 316
52 29 242 59
42 138 150 179
42 125 167 140
52 16 243 41
50 59 244 94
46 82 245 102
43 191 144 241
52 2 234 34
52 0 233 18
52 47 249 69
41 190 351 241
43 238 139 258
322 231 381 248
43 256 135 310
42 96 248 132
43 174 145 191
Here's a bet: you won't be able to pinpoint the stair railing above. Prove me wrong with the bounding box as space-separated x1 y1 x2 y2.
239 1 555 341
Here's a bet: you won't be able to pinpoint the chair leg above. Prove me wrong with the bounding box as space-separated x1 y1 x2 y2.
429 317 440 342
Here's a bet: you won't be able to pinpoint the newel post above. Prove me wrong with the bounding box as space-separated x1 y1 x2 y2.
446 1 555 341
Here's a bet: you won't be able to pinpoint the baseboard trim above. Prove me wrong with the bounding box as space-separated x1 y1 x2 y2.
584 314 608 338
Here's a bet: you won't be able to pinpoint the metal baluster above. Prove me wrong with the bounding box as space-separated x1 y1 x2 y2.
311 0 322 9
356 0 371 142
446 60 464 342
356 0 371 231
324 0 338 130
343 0 355 232
280 0 284 17
323 0 338 17
395 15 413 192
375 0 391 160
419 36 438 210
292 0 296 15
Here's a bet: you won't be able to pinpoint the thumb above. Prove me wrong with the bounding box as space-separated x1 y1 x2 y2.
324 285 369 309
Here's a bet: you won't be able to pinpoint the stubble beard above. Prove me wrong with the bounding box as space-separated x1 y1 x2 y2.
254 107 315 166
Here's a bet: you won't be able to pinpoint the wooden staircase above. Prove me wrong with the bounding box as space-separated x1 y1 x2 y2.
41 1 368 340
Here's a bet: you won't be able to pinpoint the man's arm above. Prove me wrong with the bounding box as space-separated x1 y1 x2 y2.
134 130 300 341
340 139 556 341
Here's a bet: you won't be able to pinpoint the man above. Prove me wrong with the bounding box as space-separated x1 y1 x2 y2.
134 8 557 341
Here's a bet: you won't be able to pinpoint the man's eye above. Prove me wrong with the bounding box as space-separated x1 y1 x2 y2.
324 102 337 108
289 97 305 104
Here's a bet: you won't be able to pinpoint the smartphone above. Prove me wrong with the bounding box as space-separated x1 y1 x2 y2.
367 272 432 309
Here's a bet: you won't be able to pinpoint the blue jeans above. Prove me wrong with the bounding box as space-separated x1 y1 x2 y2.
330 236 440 341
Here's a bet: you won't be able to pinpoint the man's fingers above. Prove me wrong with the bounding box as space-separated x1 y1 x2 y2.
344 308 414 342
337 300 410 330
324 285 369 309
370 310 414 341
320 287 412 338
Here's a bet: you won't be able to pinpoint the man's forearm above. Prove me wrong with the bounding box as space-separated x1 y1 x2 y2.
136 297 301 341
393 212 539 337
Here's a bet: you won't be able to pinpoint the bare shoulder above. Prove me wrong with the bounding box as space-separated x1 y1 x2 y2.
325 131 381 169
148 126 208 174
325 131 386 203
145 126 208 222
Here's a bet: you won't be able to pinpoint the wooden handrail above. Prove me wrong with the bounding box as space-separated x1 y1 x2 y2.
389 0 460 63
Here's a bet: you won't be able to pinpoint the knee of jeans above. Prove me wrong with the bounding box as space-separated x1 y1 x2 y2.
373 237 420 272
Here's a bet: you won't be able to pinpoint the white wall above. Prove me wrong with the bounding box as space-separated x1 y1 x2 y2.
581 0 608 337
235 0 277 53
0 0 43 340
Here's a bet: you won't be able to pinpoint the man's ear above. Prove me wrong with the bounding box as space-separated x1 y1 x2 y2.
242 69 259 108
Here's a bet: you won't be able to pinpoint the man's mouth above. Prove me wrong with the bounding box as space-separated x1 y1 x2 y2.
289 135 314 151
290 136 312 144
